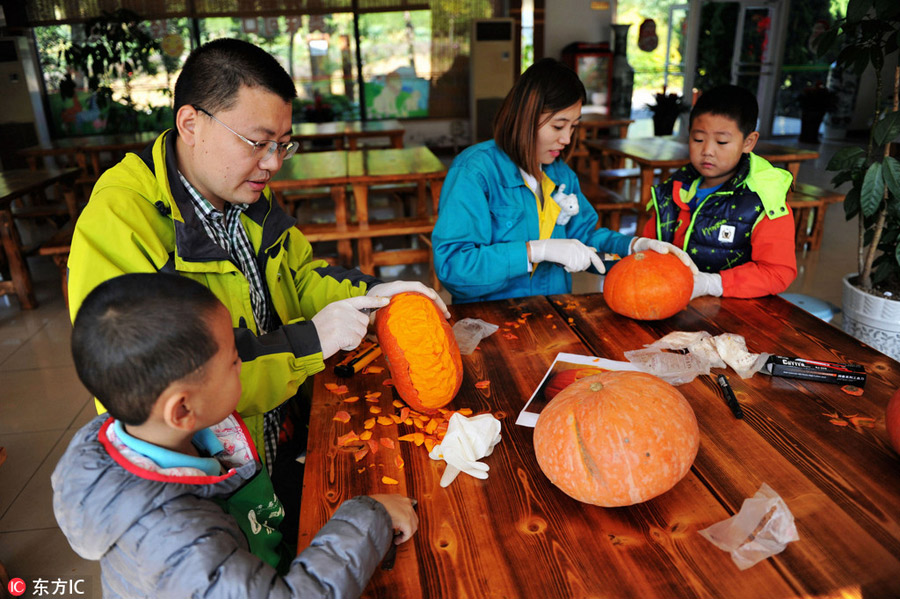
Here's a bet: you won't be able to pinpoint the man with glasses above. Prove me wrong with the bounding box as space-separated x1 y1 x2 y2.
67 38 446 543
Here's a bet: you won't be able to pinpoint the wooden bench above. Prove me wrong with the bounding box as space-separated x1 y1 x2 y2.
579 181 639 232
298 217 440 289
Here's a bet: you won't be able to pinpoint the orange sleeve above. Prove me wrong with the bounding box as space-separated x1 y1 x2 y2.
719 205 798 298
641 212 657 239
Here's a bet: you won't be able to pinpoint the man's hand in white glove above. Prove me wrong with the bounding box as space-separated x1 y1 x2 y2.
529 239 606 274
367 281 450 319
691 272 723 299
630 237 699 274
312 295 388 359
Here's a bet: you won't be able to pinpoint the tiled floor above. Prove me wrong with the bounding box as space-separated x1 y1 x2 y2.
0 131 855 595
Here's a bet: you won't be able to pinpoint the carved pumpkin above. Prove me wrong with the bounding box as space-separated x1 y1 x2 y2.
603 251 693 320
544 368 604 401
533 371 699 507
375 292 463 414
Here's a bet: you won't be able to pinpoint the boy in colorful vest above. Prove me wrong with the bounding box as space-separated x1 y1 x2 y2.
52 273 417 598
643 85 797 298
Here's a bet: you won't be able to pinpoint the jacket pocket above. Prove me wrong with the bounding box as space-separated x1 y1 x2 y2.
490 205 526 241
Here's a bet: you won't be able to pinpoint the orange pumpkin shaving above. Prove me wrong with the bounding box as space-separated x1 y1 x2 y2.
458 408 473 416
369 406 382 414
366 392 383 400
382 476 399 485
354 448 369 462
392 400 404 408
325 383 349 394
333 411 351 423
360 430 373 441
367 439 380 454
380 438 395 449
474 381 490 389
363 366 384 374
424 439 436 452
395 455 405 469
364 418 376 430
383 379 394 387
343 396 360 403
337 431 359 446
377 416 394 426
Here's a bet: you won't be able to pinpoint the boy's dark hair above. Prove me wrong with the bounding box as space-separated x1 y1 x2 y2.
494 58 586 177
689 85 758 137
174 38 297 114
71 274 224 426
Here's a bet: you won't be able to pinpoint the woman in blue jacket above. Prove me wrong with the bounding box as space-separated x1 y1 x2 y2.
432 58 694 304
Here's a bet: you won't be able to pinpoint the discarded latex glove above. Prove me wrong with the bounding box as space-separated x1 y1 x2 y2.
428 413 501 487
452 318 500 355
699 483 799 570
552 183 579 225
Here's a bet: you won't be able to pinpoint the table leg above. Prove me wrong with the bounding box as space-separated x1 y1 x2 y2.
0 208 37 309
332 186 353 267
351 183 374 274
429 179 443 215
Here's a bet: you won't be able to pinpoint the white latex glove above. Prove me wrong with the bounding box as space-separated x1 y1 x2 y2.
691 272 724 299
529 239 605 274
630 237 700 274
428 413 502 487
367 281 450 319
312 295 389 359
551 183 579 226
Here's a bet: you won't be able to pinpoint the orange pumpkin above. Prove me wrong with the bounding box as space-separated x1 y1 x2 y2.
544 367 604 401
375 292 463 414
603 251 693 320
533 371 699 507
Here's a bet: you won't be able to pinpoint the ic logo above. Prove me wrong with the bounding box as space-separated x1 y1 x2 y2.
8 578 27 597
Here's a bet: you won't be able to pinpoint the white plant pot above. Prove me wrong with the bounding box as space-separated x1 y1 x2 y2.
841 274 900 361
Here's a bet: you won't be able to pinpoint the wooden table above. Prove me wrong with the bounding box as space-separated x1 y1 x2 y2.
291 120 405 151
299 292 900 598
20 132 159 178
584 137 820 232
0 167 80 308
270 146 445 273
570 116 633 174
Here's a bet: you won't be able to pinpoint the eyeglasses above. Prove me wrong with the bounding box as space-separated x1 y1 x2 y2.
194 106 299 161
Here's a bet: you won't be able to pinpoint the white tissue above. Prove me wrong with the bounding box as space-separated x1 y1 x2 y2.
428 413 502 487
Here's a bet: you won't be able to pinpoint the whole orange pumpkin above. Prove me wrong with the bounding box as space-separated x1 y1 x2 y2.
603 251 693 320
375 292 463 414
533 371 699 507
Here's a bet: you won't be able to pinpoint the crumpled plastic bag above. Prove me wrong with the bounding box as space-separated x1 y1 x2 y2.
625 331 769 384
428 413 501 487
699 483 800 570
452 318 500 355
713 333 771 379
623 347 711 385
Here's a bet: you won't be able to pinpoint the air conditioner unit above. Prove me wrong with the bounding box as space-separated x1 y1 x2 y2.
470 18 516 144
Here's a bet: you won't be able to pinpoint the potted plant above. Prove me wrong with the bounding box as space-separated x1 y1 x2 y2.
797 83 837 143
647 91 687 136
817 0 900 360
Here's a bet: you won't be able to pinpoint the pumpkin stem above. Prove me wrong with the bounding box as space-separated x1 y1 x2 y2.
590 382 604 392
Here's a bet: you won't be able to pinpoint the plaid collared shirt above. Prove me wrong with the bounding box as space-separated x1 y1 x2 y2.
179 173 273 333
179 173 283 471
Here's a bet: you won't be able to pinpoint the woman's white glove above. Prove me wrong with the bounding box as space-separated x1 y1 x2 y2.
691 272 723 299
366 281 450 318
529 239 605 273
630 237 699 274
312 295 389 359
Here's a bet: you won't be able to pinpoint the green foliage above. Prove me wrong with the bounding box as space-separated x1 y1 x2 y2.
820 0 900 292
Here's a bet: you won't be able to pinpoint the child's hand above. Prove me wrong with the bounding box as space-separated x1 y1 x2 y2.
370 494 419 544
630 238 699 274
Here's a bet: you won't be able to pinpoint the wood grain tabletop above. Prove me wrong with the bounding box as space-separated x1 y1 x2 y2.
298 293 900 599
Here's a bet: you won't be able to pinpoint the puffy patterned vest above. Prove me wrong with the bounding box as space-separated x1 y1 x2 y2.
652 154 768 273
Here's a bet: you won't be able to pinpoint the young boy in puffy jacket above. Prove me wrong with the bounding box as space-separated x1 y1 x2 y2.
643 84 797 299
52 273 417 599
